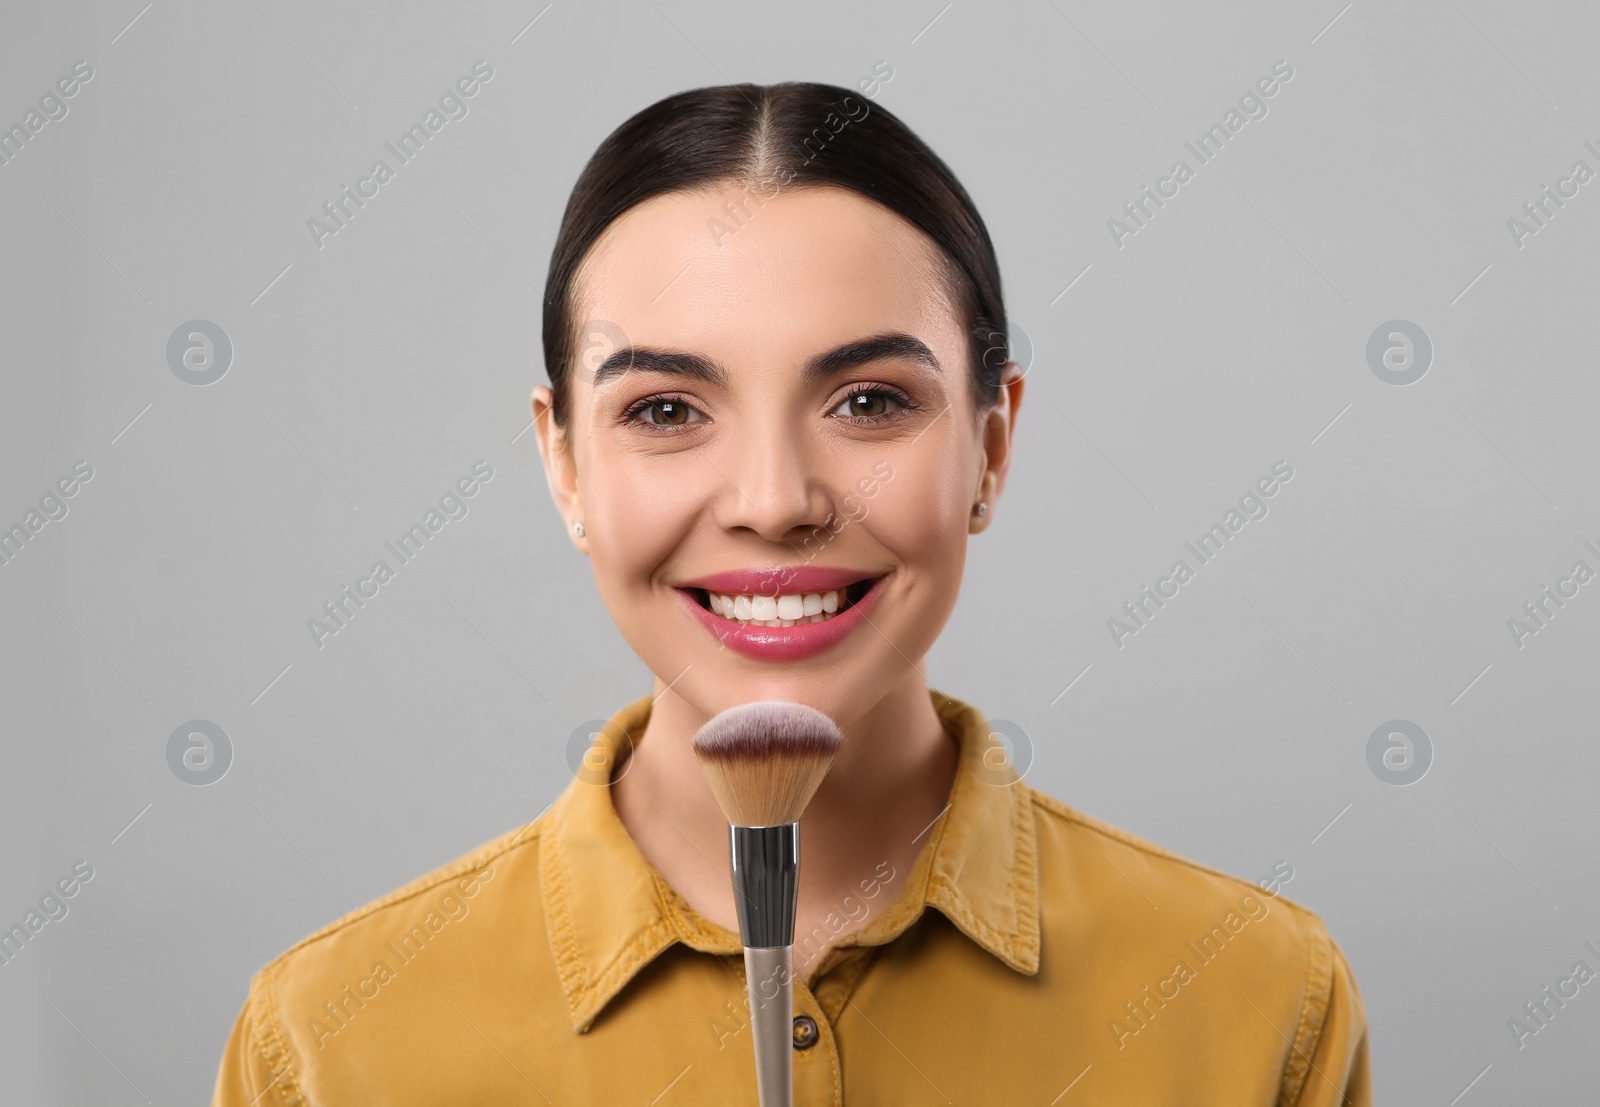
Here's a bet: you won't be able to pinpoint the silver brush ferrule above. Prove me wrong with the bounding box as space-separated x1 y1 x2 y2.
728 823 799 949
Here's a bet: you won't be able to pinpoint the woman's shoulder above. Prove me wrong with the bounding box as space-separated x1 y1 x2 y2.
212 816 562 1103
283 820 541 960
1026 784 1324 934
1023 785 1367 1101
237 815 551 1014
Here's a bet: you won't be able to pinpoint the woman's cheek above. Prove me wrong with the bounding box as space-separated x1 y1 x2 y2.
589 458 703 570
582 467 705 613
876 454 970 549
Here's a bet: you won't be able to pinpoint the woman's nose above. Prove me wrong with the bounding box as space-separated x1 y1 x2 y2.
714 426 832 544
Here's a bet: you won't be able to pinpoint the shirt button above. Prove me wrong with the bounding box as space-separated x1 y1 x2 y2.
792 1014 819 1050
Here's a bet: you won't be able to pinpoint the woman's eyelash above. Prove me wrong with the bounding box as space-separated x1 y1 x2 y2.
620 386 920 432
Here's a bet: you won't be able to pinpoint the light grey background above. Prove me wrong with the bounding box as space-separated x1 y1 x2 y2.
2 0 1596 1102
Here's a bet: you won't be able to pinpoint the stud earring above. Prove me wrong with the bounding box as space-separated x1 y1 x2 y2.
573 521 585 537
973 502 987 517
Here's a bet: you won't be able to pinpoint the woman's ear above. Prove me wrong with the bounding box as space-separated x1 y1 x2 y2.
531 385 587 552
970 361 1024 533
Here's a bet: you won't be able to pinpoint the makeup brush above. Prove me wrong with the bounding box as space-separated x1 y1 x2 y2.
692 701 843 1107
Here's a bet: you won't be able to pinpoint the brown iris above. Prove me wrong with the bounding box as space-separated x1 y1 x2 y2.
844 393 888 418
652 399 691 425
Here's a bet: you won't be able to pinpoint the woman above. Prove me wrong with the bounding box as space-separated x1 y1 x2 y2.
212 82 1369 1105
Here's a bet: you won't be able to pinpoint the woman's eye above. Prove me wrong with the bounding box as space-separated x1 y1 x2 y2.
832 388 913 422
625 396 704 429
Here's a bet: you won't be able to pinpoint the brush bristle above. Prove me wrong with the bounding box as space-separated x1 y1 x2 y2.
691 701 843 826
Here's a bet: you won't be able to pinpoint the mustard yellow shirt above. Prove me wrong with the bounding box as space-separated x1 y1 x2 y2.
211 688 1370 1105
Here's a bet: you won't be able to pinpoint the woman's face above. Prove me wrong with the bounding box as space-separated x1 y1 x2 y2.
533 183 1021 727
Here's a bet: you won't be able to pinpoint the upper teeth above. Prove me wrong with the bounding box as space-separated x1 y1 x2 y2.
708 589 845 626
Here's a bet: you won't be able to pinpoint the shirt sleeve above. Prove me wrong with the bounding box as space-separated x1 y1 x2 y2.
211 979 297 1107
1286 931 1371 1107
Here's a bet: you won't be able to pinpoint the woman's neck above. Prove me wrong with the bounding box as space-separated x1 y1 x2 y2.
608 672 959 945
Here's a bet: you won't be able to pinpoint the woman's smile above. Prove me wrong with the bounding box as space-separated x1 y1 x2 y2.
671 566 888 661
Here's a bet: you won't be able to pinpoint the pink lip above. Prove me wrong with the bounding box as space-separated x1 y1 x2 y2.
674 574 887 662
676 566 880 596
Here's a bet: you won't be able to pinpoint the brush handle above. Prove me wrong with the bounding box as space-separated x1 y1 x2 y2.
728 824 799 1106
744 944 793 1107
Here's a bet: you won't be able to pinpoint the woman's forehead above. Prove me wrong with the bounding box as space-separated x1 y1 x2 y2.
571 185 960 364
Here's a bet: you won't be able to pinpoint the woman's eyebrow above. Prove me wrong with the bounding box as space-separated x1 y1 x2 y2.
589 332 942 388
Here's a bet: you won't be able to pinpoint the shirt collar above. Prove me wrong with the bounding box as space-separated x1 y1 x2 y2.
539 687 1041 1033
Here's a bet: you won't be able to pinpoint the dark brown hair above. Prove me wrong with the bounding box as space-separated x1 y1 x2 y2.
541 81 1008 428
